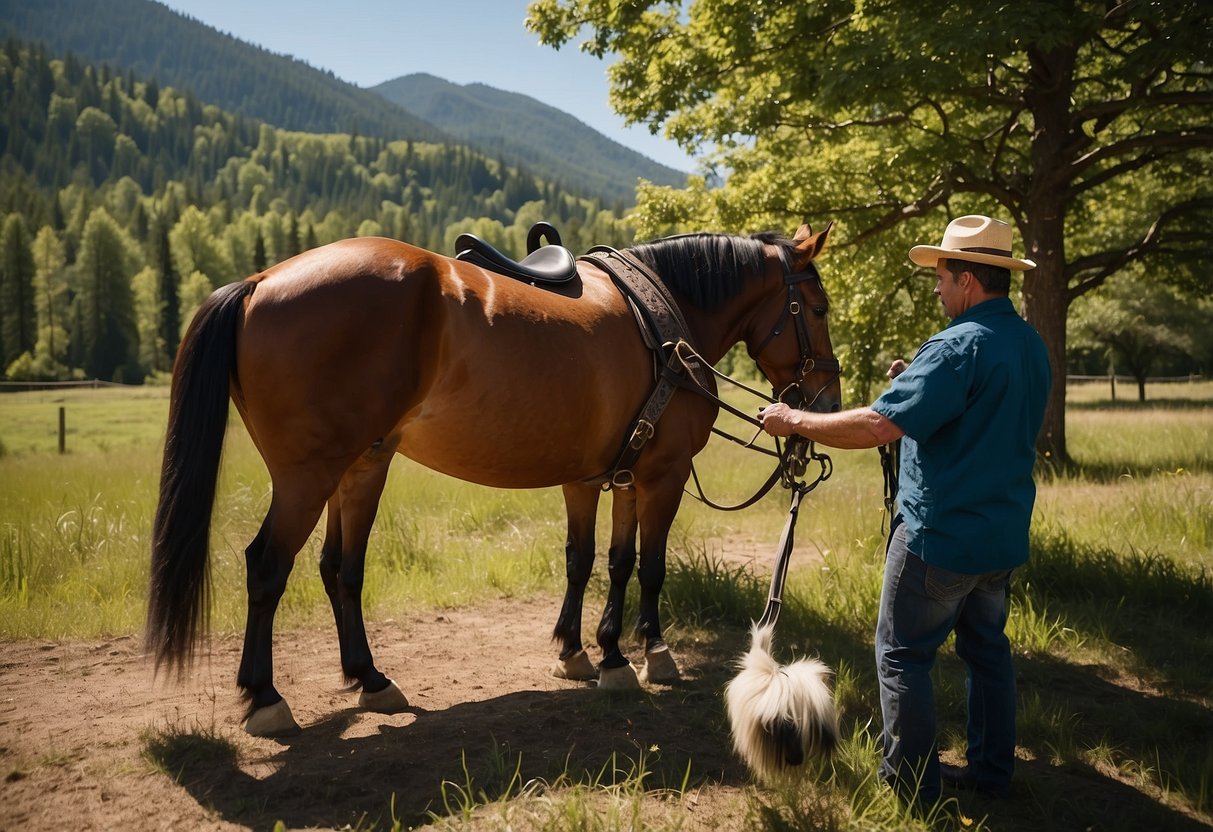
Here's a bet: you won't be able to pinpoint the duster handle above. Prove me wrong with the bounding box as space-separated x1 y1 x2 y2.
755 483 807 630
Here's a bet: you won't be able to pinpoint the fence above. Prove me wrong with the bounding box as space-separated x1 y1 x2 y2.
1067 374 1204 384
0 379 134 393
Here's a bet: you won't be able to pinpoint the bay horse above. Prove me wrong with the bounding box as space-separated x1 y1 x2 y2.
147 224 841 736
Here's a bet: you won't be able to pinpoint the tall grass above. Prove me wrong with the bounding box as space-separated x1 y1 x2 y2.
2 380 1211 829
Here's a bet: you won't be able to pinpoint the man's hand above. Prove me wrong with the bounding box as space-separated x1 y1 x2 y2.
887 359 908 380
759 402 800 437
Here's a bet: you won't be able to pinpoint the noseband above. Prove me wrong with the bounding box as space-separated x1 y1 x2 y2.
749 249 842 410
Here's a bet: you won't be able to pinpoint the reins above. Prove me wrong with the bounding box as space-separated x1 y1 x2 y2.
660 338 834 511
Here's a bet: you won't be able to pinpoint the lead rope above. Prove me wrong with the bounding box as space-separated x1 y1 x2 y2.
755 481 808 629
752 433 830 629
877 439 901 537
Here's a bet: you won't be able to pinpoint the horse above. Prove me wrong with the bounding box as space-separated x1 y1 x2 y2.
146 224 842 736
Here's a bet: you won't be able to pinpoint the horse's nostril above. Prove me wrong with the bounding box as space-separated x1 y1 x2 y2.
831 403 841 413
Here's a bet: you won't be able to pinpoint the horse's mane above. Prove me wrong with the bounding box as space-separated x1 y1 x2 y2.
626 232 798 309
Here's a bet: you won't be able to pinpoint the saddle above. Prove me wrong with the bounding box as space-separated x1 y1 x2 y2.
454 221 577 285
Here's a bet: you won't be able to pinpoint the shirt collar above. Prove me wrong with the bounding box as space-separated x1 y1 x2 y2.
948 296 1014 329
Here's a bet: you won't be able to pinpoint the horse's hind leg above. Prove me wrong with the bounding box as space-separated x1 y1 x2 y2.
551 482 600 681
596 486 641 689
239 489 326 736
322 449 408 713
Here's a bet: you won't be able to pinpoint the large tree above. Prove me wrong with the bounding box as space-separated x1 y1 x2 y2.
528 0 1213 463
1 214 37 372
75 207 141 380
1071 273 1208 401
30 225 70 378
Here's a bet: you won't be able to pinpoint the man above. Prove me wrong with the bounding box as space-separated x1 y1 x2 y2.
760 215 1051 806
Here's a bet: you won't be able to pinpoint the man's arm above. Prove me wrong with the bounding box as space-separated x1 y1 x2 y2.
759 403 904 449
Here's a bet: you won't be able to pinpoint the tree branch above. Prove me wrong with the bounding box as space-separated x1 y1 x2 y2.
1075 90 1213 123
1065 198 1212 300
1066 127 1213 181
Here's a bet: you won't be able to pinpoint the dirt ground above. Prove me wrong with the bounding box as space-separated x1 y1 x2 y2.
0 594 759 831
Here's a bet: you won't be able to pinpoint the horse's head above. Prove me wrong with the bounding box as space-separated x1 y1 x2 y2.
746 223 842 414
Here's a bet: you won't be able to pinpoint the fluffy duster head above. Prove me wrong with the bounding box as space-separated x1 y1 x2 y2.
725 622 839 782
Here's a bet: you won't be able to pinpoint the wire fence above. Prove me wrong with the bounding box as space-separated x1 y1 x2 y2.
0 379 135 393
1067 374 1204 384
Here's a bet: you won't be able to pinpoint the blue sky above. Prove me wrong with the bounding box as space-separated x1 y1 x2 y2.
158 0 697 173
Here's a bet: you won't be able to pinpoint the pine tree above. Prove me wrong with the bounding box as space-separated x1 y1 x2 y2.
75 207 141 380
30 225 69 378
0 214 37 371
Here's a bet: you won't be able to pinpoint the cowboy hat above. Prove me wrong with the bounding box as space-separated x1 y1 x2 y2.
909 215 1036 271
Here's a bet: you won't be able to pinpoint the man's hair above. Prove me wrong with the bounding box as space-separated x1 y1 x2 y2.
943 258 1011 294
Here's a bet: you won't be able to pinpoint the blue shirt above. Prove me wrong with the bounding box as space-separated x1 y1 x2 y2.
871 297 1051 573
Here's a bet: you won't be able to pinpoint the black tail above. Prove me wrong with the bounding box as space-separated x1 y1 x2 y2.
146 280 257 675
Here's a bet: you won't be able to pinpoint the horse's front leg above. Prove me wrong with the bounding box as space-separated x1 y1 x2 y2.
596 487 641 689
633 470 685 685
551 482 600 681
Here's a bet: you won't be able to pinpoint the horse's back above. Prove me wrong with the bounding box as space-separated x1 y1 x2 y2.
232 237 651 488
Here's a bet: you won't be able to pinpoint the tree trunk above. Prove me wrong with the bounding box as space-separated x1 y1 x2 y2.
1021 246 1069 465
1022 43 1078 467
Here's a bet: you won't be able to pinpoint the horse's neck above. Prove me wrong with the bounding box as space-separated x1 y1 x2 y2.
679 289 758 367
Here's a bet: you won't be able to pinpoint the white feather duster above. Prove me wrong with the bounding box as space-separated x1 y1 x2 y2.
725 621 838 782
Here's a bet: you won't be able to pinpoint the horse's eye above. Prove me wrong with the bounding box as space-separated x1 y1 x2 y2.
813 306 828 317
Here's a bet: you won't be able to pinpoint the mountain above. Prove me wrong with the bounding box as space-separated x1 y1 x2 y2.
0 0 687 206
374 73 688 207
0 0 449 142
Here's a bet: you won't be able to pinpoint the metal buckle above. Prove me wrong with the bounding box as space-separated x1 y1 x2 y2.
610 469 636 490
629 419 655 449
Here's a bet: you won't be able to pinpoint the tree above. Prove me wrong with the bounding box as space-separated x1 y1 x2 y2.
1071 274 1208 401
29 225 70 379
73 106 117 183
75 206 141 380
131 265 169 374
177 270 214 338
168 205 234 286
0 214 37 371
528 0 1213 464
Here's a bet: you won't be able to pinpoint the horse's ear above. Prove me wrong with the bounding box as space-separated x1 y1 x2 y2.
794 221 833 260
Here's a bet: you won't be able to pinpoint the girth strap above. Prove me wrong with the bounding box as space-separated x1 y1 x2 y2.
580 247 708 490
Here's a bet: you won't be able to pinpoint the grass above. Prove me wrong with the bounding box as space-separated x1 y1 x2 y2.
3 379 1211 830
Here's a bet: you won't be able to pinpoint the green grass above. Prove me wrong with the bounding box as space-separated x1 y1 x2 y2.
2 380 1211 830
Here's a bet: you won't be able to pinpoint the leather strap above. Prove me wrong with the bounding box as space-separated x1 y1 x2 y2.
580 247 708 490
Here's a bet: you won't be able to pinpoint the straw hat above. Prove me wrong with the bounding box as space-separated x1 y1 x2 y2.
909 215 1036 271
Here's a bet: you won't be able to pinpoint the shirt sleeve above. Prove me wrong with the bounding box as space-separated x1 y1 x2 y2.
871 339 970 443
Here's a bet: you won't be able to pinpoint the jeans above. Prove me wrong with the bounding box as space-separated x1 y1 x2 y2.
875 520 1016 805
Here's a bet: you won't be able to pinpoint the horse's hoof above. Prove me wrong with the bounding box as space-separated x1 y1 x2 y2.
243 699 300 737
597 663 641 691
551 650 599 681
639 645 680 685
359 679 409 713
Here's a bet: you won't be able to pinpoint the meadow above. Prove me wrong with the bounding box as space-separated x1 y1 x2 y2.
0 379 1210 831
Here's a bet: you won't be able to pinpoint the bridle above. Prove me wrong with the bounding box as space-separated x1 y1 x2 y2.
673 245 842 510
747 247 842 412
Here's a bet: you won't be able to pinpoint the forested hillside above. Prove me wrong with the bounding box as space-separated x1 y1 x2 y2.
0 0 686 207
374 73 687 205
0 40 637 384
0 0 447 144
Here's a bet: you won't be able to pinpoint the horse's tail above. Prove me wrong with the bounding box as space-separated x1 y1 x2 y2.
146 279 257 675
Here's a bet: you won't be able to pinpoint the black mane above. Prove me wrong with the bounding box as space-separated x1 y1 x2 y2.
626 232 799 309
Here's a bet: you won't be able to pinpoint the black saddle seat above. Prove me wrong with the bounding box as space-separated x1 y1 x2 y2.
454 222 577 285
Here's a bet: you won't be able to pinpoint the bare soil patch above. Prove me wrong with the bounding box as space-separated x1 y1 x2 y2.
0 594 753 831
2 591 1210 831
